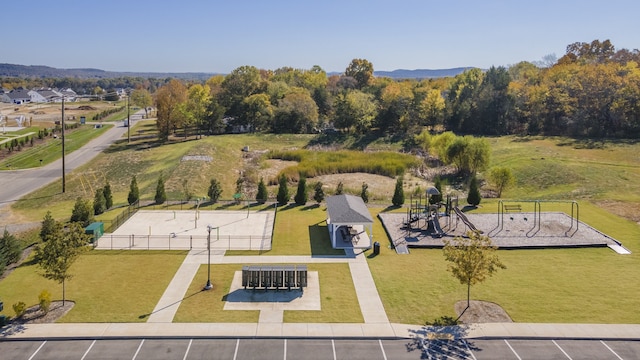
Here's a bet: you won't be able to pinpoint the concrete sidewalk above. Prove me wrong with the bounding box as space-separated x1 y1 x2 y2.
3 322 640 340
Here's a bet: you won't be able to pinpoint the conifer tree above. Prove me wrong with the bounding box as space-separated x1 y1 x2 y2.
392 176 405 207
256 177 268 204
155 173 167 204
128 176 139 205
103 181 113 209
467 175 481 206
294 177 308 205
276 174 289 206
313 181 325 204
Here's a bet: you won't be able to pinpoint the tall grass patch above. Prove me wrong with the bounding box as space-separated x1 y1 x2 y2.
268 149 420 180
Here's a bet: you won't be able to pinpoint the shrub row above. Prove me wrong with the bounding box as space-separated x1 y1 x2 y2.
92 106 124 121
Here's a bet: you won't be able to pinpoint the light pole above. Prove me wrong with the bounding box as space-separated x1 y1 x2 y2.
204 224 214 290
61 96 66 193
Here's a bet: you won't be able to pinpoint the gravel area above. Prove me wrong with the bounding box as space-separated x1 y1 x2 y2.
379 212 621 249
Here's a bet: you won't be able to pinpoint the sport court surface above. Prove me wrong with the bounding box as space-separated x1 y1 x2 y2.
97 210 274 251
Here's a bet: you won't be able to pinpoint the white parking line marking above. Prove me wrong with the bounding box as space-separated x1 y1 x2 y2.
422 340 466 360
182 339 193 360
283 339 287 360
601 340 624 360
504 340 522 360
80 340 96 360
332 339 336 360
132 339 144 360
378 339 388 360
233 339 239 360
463 340 478 360
552 340 572 360
28 341 46 360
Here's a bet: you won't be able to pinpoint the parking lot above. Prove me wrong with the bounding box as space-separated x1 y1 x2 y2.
1 338 640 360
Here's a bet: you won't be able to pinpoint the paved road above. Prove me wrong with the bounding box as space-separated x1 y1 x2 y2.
2 338 639 360
0 111 144 212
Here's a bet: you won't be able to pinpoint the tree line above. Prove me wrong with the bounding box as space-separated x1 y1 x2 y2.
153 39 640 140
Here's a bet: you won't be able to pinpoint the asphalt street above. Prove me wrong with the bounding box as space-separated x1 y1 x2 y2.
0 110 144 210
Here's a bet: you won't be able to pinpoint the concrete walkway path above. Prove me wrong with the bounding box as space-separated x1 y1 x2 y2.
146 256 201 323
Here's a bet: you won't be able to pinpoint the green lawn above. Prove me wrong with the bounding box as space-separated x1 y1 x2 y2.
173 263 363 323
4 134 640 325
368 203 640 324
0 250 187 322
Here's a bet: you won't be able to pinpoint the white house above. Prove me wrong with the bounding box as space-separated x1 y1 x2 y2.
29 88 62 103
1 88 31 104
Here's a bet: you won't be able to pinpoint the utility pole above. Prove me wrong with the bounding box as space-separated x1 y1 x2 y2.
61 96 66 193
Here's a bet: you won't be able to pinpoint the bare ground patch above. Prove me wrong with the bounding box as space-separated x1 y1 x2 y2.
455 300 512 323
595 200 640 223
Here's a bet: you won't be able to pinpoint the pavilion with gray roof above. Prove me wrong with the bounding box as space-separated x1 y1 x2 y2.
326 194 374 249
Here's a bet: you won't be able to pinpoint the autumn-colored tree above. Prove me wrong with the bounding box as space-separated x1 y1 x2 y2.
443 231 505 318
345 58 374 89
156 79 187 141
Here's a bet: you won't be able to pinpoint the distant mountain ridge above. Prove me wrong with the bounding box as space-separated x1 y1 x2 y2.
374 67 474 79
0 63 216 80
0 63 473 80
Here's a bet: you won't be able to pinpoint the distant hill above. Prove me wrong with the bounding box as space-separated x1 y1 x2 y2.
0 63 217 80
374 67 474 79
0 63 473 80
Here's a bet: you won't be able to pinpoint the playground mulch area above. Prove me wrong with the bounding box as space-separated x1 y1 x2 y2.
378 212 621 249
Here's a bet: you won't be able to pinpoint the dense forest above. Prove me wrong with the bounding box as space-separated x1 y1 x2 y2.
152 40 640 140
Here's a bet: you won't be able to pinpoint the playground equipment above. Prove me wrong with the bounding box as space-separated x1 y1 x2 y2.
404 187 448 238
491 200 579 237
452 206 482 233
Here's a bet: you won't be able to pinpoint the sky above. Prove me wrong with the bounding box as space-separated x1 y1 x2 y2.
2 0 639 74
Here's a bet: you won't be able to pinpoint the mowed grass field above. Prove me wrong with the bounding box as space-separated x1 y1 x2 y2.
0 251 187 322
173 263 362 323
2 133 640 324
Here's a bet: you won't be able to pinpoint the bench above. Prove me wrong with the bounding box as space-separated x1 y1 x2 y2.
503 204 522 213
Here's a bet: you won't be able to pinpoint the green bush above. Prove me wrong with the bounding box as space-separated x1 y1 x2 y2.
13 301 26 318
39 290 52 314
